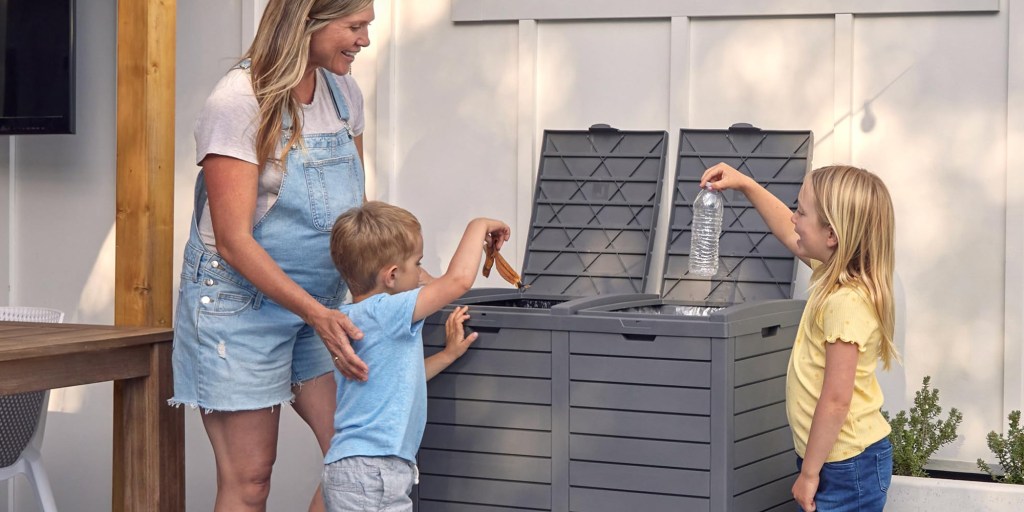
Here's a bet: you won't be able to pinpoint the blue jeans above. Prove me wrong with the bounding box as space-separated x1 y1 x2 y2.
796 437 893 512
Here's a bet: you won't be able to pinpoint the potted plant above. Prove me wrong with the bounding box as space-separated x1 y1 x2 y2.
977 410 1024 484
884 378 1024 510
883 376 962 477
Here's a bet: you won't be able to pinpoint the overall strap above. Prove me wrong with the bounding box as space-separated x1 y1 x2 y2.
190 170 209 241
319 68 352 128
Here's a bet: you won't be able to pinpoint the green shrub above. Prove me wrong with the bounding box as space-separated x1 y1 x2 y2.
977 410 1024 484
882 376 963 477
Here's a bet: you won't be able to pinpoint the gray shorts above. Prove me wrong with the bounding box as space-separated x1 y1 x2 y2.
322 456 418 512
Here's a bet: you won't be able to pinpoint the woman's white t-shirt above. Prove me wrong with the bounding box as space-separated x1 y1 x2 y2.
193 68 364 248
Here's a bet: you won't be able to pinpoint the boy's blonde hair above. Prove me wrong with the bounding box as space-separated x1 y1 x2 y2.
330 201 422 296
244 0 374 171
806 165 900 369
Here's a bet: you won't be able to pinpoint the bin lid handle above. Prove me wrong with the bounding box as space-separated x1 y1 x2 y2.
728 122 762 132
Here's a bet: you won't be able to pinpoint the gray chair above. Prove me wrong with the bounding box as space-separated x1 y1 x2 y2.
0 306 64 512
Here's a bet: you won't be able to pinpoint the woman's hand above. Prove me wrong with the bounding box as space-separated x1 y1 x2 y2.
700 162 755 192
792 471 819 511
308 306 367 381
443 306 478 359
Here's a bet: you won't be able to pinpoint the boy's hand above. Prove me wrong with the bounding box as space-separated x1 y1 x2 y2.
700 162 754 192
443 305 479 359
484 220 511 252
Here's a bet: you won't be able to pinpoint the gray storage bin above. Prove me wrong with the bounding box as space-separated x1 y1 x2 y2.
415 124 812 512
415 125 669 512
553 124 813 512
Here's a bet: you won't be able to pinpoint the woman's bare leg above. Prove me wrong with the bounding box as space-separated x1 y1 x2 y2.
292 372 338 512
202 409 282 512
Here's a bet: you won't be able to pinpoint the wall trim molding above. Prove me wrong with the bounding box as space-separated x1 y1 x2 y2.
452 0 999 22
1004 0 1023 419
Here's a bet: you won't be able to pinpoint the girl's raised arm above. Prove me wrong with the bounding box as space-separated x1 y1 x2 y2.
700 162 806 265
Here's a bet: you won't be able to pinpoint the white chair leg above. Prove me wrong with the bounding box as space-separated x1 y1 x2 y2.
22 451 58 512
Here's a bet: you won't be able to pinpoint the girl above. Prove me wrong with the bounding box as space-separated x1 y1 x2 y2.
701 163 898 512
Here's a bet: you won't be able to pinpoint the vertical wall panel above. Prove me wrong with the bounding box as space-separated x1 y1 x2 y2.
688 17 836 166
853 13 1008 465
394 2 519 281
1004 0 1024 421
536 20 671 132
833 14 854 163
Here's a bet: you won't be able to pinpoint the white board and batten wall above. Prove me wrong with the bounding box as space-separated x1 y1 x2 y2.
1 0 1023 510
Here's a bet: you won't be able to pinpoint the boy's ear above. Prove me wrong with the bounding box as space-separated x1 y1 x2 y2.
380 264 399 288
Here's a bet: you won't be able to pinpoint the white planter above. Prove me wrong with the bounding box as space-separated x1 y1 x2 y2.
886 475 1024 511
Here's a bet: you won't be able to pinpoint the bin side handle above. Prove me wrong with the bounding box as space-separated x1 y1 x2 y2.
761 325 780 338
623 333 657 343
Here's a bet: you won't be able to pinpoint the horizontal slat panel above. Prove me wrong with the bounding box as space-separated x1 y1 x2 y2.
570 408 709 442
734 375 786 413
570 434 710 470
424 324 551 352
452 0 1000 22
417 501 538 512
735 427 794 468
570 355 709 387
735 403 788 440
431 349 552 378
421 425 551 457
418 449 551 483
570 487 708 512
734 451 798 495
570 381 710 415
570 461 709 496
734 350 790 386
418 475 550 509
569 331 711 360
428 399 551 430
428 374 551 404
734 326 797 360
733 473 795 512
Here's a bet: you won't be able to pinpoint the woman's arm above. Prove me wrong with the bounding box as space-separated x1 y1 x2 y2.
203 154 368 380
791 340 859 511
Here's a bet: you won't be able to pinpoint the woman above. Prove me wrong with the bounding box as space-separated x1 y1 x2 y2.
170 1 376 510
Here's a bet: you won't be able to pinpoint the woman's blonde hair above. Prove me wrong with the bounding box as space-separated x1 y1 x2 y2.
243 0 373 171
806 165 900 369
330 201 422 296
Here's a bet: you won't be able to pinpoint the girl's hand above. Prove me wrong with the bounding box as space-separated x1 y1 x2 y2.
309 306 368 381
443 305 479 359
792 472 819 511
700 162 754 192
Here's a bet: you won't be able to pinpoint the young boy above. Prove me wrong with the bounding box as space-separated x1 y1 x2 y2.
322 201 510 511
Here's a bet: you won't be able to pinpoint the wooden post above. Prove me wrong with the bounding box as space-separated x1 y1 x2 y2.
115 0 180 510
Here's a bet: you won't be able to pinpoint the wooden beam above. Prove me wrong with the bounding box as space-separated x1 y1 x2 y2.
115 0 180 510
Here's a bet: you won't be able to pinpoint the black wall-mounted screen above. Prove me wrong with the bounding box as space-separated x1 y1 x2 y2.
0 0 75 135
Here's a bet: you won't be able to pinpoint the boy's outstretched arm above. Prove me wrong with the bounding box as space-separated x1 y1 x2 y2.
425 305 479 381
413 218 510 322
700 162 803 263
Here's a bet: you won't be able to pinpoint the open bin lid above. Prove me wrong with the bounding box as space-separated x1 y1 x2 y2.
521 124 668 296
662 123 812 303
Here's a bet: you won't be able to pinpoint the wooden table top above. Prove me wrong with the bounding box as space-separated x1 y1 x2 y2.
0 321 174 362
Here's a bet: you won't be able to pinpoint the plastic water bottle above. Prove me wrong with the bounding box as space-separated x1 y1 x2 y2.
689 184 723 277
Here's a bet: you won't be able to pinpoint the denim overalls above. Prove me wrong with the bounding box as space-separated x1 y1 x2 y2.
170 67 364 411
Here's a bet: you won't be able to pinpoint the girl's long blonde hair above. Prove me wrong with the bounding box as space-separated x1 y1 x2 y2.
243 0 373 171
806 165 900 369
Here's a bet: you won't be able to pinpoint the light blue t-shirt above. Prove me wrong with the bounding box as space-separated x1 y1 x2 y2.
325 289 426 464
